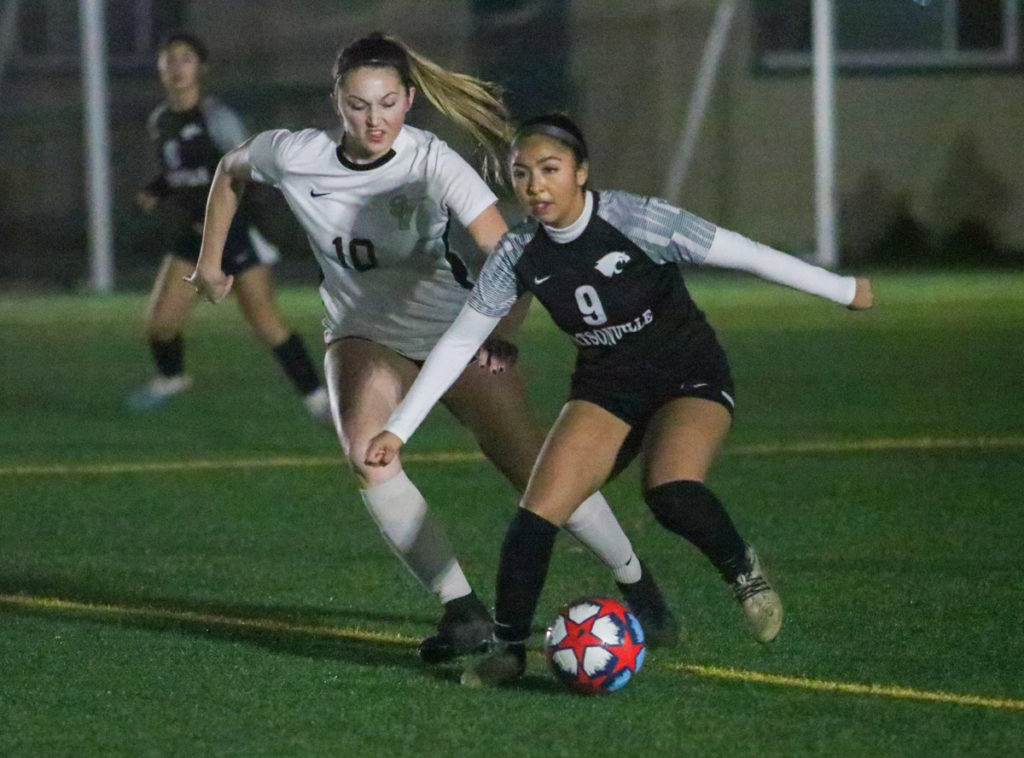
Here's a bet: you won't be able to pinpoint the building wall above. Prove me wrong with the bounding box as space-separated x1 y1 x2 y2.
1 0 1021 289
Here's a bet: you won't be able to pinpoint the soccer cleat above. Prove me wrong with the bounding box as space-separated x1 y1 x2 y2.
731 545 783 643
460 640 527 688
617 562 681 647
419 592 494 664
303 386 333 426
126 374 192 411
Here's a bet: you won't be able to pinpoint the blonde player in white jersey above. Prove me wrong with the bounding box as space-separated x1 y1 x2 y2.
188 33 677 662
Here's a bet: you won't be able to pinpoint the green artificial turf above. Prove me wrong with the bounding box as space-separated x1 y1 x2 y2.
1 271 1022 756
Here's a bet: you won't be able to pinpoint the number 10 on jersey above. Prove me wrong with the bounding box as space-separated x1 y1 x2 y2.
332 237 378 271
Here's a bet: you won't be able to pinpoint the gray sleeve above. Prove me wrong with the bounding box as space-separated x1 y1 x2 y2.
467 232 528 318
201 98 249 154
599 189 717 265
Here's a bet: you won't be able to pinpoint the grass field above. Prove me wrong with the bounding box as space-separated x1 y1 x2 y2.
1 270 1022 757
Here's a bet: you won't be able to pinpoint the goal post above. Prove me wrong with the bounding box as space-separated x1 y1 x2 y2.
812 0 839 269
661 0 840 269
80 0 114 293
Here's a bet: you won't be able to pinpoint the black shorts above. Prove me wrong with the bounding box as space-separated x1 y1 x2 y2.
568 341 735 479
165 220 261 277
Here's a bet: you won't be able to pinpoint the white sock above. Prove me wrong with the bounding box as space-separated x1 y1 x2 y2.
564 491 642 584
360 470 473 603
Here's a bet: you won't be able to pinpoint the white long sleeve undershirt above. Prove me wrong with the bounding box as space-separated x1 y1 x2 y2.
384 304 500 443
705 228 857 305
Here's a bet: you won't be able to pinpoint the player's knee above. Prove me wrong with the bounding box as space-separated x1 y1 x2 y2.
252 320 290 347
146 322 181 343
644 480 711 533
517 498 571 527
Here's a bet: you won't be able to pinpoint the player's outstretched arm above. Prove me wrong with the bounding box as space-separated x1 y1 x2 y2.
704 227 873 308
186 139 255 303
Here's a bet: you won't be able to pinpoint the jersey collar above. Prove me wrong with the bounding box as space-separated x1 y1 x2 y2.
336 143 397 171
541 190 594 244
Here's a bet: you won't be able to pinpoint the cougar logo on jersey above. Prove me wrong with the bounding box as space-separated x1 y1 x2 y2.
594 252 631 277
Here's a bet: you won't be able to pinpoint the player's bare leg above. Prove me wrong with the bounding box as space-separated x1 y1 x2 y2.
444 367 679 645
463 401 630 687
643 397 782 642
128 255 197 410
235 265 330 424
326 338 491 661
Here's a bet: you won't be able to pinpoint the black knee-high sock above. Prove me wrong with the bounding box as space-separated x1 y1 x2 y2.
271 332 321 396
494 509 560 644
150 335 184 377
644 480 748 582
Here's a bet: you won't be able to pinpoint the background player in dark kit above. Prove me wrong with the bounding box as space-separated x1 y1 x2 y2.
129 31 329 423
367 113 875 687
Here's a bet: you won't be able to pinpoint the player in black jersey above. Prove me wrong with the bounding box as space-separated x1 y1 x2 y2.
366 113 875 686
128 32 330 424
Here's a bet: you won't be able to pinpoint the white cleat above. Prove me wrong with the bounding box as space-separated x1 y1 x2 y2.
126 374 192 411
732 546 783 643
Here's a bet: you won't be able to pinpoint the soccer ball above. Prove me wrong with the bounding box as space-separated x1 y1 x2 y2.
543 596 646 695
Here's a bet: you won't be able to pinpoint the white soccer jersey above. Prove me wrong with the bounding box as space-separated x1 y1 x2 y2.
249 124 498 359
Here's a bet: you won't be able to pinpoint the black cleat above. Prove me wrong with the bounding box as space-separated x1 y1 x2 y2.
617 562 681 647
419 592 494 664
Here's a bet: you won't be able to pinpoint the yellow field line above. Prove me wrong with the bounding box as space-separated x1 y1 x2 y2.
1 435 1022 478
3 593 1022 712
0 593 413 647
0 451 482 477
669 663 1024 712
726 435 1024 456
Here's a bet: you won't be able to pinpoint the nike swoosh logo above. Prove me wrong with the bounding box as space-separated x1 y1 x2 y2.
534 275 551 285
310 189 330 198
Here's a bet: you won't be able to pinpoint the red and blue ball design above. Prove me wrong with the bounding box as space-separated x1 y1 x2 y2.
544 596 646 695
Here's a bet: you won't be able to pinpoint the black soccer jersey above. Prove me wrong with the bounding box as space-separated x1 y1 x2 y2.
144 96 248 225
471 190 723 379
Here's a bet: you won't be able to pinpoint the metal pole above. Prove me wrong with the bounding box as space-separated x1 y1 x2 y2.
80 0 114 292
812 0 839 268
662 0 737 204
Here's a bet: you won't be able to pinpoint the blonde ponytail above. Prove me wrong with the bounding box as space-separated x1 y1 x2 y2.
334 32 511 183
402 44 510 183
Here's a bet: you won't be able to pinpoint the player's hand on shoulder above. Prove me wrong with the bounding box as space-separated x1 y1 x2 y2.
474 336 519 374
185 267 234 304
365 431 403 467
848 277 874 311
